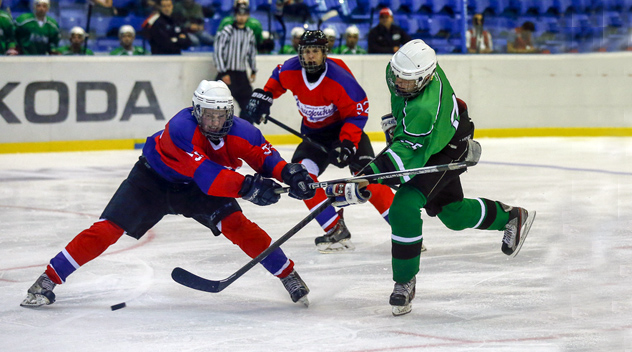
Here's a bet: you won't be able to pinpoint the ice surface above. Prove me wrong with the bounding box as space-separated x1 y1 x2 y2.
1 138 631 352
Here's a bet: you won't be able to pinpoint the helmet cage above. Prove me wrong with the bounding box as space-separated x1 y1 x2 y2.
386 67 435 98
298 45 327 73
192 91 234 140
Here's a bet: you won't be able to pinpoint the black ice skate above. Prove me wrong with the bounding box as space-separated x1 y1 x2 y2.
280 270 310 307
20 272 57 308
314 209 355 253
389 277 416 316
501 206 536 257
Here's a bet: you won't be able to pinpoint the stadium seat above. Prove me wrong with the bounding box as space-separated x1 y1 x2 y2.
431 0 458 14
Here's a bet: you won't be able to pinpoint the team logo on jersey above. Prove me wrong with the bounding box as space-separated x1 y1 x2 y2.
399 139 423 150
294 97 337 123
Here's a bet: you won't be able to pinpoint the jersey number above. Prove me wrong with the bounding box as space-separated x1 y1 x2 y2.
356 101 369 115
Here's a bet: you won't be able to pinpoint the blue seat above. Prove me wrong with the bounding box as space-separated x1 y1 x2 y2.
431 0 458 14
396 0 422 13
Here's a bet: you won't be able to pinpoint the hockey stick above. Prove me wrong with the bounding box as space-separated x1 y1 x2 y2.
83 2 93 54
276 139 482 193
171 197 335 293
265 116 328 154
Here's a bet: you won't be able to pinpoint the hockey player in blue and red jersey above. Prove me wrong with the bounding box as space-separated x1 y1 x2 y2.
243 29 405 253
21 80 318 308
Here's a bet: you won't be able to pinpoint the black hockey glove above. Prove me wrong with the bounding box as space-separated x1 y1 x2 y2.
281 163 316 200
329 139 356 168
243 88 273 125
239 174 282 206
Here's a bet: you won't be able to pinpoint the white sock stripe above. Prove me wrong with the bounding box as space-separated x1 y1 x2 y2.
273 259 291 277
473 198 486 229
391 234 423 243
61 248 80 270
381 208 389 218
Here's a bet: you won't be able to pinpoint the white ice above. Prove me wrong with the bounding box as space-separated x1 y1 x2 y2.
1 138 631 352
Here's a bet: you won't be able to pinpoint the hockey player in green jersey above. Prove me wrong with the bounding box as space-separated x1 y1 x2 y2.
0 0 18 55
14 0 60 55
364 39 536 316
110 25 146 56
56 27 94 55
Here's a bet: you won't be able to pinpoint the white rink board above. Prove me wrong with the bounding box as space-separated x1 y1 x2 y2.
1 53 631 144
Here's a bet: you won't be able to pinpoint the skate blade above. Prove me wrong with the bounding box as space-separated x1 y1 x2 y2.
512 211 536 258
316 239 355 254
392 303 412 316
20 294 50 308
298 296 310 307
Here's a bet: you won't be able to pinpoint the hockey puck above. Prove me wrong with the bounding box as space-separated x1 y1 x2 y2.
110 302 126 311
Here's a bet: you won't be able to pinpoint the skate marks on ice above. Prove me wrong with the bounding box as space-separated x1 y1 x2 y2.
0 138 631 352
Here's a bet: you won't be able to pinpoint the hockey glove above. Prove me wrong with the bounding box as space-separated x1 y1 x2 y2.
239 174 282 206
324 182 371 207
281 163 316 200
243 88 273 125
381 113 397 144
329 139 356 168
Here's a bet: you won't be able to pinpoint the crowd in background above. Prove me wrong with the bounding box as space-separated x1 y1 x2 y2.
2 0 632 55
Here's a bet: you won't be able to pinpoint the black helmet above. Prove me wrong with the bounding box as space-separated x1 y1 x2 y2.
298 30 328 73
299 30 328 47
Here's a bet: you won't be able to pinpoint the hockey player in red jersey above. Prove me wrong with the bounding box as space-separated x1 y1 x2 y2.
20 80 318 308
243 29 399 253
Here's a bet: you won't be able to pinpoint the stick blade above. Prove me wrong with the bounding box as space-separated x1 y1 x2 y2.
171 267 224 293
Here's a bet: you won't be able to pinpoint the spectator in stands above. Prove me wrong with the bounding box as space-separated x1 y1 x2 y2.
110 25 147 55
218 0 263 46
258 30 275 54
274 0 310 22
213 2 257 118
323 27 336 52
279 26 303 54
14 0 60 55
57 26 94 55
92 0 118 17
368 7 411 54
466 13 493 54
332 25 366 54
172 0 213 46
0 0 18 55
149 0 192 54
507 21 539 53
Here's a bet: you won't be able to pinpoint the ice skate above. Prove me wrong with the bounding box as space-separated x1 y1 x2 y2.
280 270 310 307
389 277 416 316
315 209 355 253
20 272 57 308
501 206 536 257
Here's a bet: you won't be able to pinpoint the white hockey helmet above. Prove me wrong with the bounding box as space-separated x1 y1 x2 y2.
387 39 437 98
118 25 136 37
34 0 50 6
323 27 336 39
192 80 235 140
345 25 360 37
70 26 86 37
291 26 305 38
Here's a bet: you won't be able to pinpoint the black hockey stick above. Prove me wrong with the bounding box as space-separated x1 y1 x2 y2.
265 116 329 154
83 3 93 54
171 197 335 293
265 115 366 171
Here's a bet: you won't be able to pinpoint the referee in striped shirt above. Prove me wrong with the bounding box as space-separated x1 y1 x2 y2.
214 3 257 118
